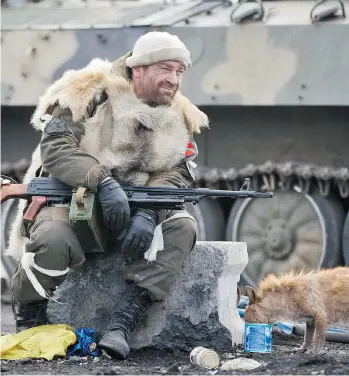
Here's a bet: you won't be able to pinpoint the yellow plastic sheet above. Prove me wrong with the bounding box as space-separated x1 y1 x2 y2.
0 324 77 360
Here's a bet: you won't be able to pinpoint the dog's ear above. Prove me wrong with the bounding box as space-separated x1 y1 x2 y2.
236 285 242 306
245 286 257 304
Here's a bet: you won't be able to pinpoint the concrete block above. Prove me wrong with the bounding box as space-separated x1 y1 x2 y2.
48 241 248 351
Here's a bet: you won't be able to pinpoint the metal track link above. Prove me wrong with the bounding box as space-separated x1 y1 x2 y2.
194 161 349 199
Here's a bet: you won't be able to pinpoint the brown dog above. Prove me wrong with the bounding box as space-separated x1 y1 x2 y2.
244 267 349 354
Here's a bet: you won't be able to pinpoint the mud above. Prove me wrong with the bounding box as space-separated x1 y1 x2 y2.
2 303 349 375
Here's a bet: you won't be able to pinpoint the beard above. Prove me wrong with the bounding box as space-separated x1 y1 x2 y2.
155 84 177 104
139 75 178 105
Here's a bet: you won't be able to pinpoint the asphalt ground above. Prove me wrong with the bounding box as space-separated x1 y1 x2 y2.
1 302 349 375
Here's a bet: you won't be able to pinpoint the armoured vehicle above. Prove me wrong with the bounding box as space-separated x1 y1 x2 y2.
1 0 349 293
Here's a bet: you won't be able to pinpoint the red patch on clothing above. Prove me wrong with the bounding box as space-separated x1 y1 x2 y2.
184 141 198 160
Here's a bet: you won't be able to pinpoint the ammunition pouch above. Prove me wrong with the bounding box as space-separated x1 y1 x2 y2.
69 187 108 253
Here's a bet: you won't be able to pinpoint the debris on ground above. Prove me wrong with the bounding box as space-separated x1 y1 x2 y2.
1 304 349 375
220 357 261 371
0 332 348 375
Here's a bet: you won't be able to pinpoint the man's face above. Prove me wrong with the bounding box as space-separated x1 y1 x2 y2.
132 60 185 105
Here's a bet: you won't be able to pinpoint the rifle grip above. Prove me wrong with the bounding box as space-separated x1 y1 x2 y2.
23 196 48 223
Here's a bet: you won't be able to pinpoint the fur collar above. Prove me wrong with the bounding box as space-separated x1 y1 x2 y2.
31 54 209 135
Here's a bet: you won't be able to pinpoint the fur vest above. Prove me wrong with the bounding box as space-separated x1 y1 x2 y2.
7 57 209 261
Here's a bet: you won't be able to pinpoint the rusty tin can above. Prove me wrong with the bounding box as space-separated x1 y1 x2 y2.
190 346 220 370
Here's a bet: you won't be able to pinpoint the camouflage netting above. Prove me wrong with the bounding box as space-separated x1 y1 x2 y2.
2 159 349 198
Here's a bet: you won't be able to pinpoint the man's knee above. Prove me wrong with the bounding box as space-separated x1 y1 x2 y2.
160 214 198 273
175 216 197 238
28 219 85 269
163 213 198 250
124 212 198 301
11 219 85 303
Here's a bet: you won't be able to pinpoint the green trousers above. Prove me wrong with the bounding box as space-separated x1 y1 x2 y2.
11 206 197 303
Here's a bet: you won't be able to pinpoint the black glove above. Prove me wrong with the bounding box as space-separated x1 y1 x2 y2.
119 209 159 263
98 178 130 235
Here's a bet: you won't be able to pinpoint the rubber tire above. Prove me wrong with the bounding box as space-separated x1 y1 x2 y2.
186 198 225 241
342 211 349 266
225 188 345 288
1 198 19 281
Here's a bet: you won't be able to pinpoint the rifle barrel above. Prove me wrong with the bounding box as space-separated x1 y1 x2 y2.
196 189 273 198
124 186 273 198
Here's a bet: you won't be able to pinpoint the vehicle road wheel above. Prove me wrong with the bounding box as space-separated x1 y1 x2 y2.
186 198 225 241
225 186 345 288
342 211 349 266
1 198 20 301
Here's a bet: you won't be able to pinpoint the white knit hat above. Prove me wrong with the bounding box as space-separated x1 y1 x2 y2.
125 31 191 70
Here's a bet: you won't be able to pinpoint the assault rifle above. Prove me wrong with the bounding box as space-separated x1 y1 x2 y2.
0 175 273 219
0 175 273 253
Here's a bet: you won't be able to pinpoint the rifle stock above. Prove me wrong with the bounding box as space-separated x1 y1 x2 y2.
0 184 50 223
0 183 29 204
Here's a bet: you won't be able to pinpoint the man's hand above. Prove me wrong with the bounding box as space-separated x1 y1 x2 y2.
119 209 159 263
98 178 130 234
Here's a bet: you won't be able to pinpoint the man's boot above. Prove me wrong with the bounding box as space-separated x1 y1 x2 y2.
12 298 51 333
98 284 152 360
